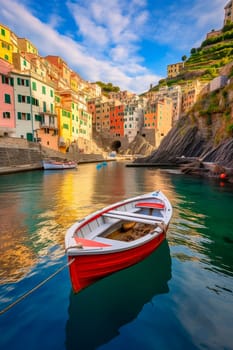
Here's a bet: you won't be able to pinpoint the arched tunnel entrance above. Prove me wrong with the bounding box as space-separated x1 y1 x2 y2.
111 140 121 153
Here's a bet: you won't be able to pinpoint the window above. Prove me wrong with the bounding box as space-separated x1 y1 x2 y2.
2 42 10 50
4 55 9 61
3 112 10 118
17 78 29 86
4 94 11 104
32 97 39 106
50 90 53 97
43 102 46 112
2 75 13 85
35 114 41 121
1 28 6 36
17 112 30 120
18 95 30 103
32 82 37 91
42 86 46 94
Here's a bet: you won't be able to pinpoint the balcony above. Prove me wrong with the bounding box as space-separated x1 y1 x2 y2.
40 122 58 130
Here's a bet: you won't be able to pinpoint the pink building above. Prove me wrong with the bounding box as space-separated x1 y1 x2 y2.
0 59 15 136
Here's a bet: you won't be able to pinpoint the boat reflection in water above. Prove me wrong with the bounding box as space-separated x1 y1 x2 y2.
65 239 171 350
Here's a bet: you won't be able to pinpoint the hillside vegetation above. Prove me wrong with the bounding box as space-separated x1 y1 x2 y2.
95 81 120 95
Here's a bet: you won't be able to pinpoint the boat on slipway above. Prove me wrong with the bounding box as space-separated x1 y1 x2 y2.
65 190 172 293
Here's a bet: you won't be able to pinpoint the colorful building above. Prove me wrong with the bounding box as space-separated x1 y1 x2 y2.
12 71 58 145
110 102 124 137
167 62 184 78
144 97 173 147
149 85 182 126
124 97 145 143
45 56 71 87
0 24 13 64
17 38 38 55
156 98 173 147
0 59 15 136
181 80 206 113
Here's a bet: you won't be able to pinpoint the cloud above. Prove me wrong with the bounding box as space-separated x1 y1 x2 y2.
149 0 224 51
0 0 226 94
0 0 159 93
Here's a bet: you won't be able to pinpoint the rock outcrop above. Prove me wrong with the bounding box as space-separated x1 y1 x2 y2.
125 134 155 157
135 115 233 168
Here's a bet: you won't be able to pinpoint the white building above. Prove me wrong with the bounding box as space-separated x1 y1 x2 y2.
124 97 145 143
13 71 56 141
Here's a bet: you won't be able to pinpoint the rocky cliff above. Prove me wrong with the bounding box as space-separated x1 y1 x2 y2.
125 134 155 157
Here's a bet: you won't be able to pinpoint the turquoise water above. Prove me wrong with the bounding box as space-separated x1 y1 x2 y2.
0 162 232 350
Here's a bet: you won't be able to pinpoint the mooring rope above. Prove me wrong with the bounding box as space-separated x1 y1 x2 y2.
0 258 75 315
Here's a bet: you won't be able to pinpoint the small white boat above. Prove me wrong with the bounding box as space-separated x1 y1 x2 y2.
42 160 77 170
65 190 172 293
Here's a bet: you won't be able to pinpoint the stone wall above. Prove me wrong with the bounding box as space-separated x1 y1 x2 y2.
0 137 105 169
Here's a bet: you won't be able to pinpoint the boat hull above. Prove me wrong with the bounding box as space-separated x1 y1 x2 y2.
43 160 77 170
69 231 165 293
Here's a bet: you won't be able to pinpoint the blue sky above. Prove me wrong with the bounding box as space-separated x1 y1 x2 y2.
0 0 225 93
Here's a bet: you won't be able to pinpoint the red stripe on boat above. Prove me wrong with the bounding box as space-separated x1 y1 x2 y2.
74 237 112 247
135 202 165 209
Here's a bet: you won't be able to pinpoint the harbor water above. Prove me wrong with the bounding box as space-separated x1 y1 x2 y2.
0 162 232 350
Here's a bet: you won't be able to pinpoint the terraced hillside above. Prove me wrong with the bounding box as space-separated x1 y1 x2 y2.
184 23 233 80
153 22 233 89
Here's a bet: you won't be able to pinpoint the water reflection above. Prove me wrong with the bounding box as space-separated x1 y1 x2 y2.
65 240 171 350
0 164 233 350
0 164 176 285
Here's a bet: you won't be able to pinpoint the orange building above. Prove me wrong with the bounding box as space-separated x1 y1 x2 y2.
45 55 71 87
144 102 157 129
110 102 124 137
144 97 172 147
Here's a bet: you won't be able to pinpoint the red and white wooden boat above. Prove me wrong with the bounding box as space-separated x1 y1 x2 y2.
65 190 172 293
42 159 77 170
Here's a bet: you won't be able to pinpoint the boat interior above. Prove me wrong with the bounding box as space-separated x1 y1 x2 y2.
76 200 165 243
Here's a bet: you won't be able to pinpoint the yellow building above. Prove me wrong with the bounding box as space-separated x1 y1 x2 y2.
180 80 207 113
70 72 81 93
58 109 72 152
167 62 184 78
0 24 13 63
60 91 79 144
17 38 38 55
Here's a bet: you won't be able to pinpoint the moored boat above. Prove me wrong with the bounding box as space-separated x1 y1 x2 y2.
65 190 172 293
42 159 77 170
